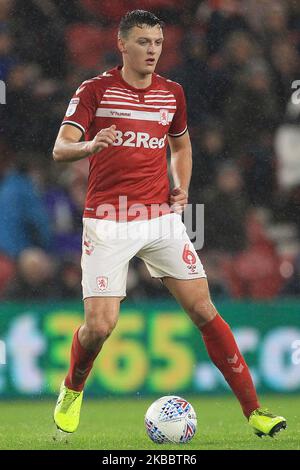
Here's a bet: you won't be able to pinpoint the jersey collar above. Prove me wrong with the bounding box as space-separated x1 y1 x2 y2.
114 65 156 93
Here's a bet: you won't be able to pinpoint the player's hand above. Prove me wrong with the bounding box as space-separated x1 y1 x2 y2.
86 125 117 155
170 187 188 214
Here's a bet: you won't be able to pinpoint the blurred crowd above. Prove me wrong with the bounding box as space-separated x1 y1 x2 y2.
1 0 300 301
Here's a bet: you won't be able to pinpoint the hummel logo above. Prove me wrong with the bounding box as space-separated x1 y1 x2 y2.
75 367 90 376
227 354 238 364
227 354 244 373
110 110 131 117
232 363 244 374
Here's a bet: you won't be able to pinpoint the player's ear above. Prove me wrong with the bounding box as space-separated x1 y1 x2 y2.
117 35 127 54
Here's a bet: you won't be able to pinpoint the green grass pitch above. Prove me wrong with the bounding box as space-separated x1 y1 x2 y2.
0 395 298 450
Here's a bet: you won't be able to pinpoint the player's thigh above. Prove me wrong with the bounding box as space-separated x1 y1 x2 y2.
81 218 137 298
162 277 217 328
138 213 206 281
138 214 216 327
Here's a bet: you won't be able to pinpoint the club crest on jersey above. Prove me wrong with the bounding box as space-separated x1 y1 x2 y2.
158 109 169 126
96 276 108 291
66 97 80 117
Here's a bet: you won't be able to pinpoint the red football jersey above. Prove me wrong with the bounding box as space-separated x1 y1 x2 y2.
62 66 187 220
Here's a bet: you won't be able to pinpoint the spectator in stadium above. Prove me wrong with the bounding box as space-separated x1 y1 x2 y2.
274 99 300 231
0 24 15 81
223 210 282 299
13 0 67 79
280 253 300 297
203 162 248 254
0 149 51 259
260 0 289 55
270 38 300 116
205 0 250 55
44 172 85 256
241 130 275 207
190 121 228 196
0 0 13 24
3 248 56 300
224 58 280 156
170 33 216 122
200 251 230 298
54 258 82 299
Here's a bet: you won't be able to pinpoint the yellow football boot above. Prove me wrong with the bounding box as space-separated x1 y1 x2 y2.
54 382 83 433
249 408 286 437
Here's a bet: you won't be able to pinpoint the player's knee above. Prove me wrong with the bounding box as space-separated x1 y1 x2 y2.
84 304 118 342
92 325 113 342
86 317 116 342
188 298 217 327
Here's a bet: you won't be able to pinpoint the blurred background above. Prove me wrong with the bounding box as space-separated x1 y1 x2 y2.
0 0 300 400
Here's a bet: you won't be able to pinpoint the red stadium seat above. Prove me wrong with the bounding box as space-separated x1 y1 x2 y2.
100 26 120 52
156 26 183 73
0 254 16 296
222 247 282 299
133 0 182 7
65 24 107 69
81 0 131 21
221 215 283 299
81 0 182 22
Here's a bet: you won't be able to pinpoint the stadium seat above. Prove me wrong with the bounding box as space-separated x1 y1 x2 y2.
221 216 283 299
0 254 15 296
81 0 182 22
65 24 107 69
81 0 131 21
156 25 184 73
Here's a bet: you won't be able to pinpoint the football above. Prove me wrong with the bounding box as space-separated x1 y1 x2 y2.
145 396 197 444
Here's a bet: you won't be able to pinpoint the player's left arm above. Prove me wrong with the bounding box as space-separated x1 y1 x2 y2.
168 130 192 213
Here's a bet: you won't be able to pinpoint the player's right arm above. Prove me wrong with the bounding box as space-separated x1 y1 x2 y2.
52 124 117 163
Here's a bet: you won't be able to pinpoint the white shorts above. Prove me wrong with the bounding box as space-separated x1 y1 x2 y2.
81 213 206 299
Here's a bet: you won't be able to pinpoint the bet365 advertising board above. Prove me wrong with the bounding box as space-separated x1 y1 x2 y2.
0 300 300 396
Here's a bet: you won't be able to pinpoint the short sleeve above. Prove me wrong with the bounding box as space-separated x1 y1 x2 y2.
168 84 188 137
61 81 97 135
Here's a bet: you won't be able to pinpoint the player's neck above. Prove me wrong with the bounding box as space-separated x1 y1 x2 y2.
120 65 152 90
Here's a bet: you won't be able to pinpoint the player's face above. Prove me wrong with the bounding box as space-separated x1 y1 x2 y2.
120 25 163 75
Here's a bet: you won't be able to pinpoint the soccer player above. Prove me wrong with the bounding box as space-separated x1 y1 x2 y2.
52 10 286 438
